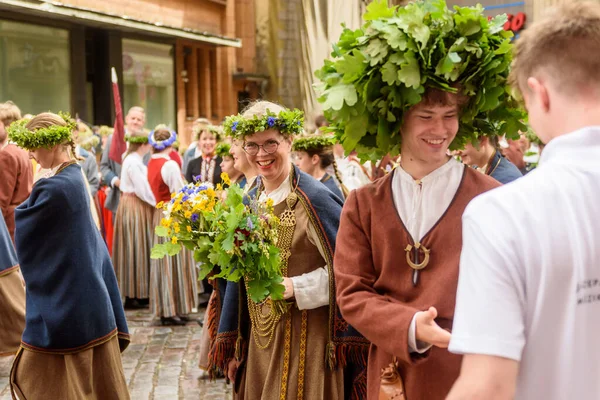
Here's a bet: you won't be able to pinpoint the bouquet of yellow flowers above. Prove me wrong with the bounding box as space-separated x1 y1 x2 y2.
151 180 220 258
151 174 285 302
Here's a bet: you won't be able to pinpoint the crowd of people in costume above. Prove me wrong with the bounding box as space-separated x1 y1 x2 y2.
0 0 599 399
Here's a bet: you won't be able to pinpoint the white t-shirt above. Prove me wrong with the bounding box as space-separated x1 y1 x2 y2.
449 126 600 400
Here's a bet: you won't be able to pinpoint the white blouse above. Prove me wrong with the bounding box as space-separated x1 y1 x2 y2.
120 152 156 206
259 177 329 311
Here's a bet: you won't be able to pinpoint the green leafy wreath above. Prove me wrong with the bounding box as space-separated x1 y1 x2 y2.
223 109 305 139
125 134 149 144
215 142 231 158
7 112 76 150
292 134 337 152
315 0 527 161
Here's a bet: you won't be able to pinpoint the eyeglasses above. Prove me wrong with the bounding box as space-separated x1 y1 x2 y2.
242 140 280 156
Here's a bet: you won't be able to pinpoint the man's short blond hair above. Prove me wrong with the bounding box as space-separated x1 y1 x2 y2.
127 106 145 116
0 101 22 126
510 1 600 97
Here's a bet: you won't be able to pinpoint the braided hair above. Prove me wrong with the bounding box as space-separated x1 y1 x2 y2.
332 158 350 199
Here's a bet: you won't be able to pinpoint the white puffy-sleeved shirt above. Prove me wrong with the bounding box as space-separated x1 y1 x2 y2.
392 157 465 353
258 177 329 310
337 156 372 191
120 152 156 206
449 127 600 400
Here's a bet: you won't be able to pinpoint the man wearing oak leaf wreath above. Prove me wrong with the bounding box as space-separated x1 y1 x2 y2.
321 1 525 399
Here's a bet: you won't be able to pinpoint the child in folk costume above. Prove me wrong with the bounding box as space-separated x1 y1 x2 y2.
230 137 259 194
217 142 245 186
147 125 198 326
292 134 346 200
0 213 25 357
211 101 369 400
112 130 156 309
184 124 223 185
7 112 129 399
320 2 524 399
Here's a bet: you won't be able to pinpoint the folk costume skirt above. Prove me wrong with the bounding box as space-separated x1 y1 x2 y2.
112 193 154 300
150 210 198 318
10 335 130 400
0 267 25 356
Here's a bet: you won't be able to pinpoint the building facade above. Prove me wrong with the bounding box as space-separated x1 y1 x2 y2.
0 0 261 146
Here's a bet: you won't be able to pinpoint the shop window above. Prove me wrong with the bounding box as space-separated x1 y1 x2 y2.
122 39 175 131
0 20 71 115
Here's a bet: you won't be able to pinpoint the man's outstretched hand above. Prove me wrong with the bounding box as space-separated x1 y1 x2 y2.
415 306 451 348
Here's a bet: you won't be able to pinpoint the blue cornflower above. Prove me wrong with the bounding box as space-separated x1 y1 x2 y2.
246 216 254 230
191 214 199 222
267 116 276 127
296 121 301 126
198 185 208 191
193 175 202 182
232 121 239 132
182 195 189 202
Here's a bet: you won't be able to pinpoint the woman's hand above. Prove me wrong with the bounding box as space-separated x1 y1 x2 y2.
283 277 294 299
227 359 241 382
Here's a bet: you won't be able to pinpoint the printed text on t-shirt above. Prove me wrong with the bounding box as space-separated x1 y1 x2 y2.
577 278 600 306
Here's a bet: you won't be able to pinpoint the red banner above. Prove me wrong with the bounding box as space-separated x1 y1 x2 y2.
108 68 127 164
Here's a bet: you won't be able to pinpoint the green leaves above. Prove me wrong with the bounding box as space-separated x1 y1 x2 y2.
150 242 182 259
320 84 358 111
494 39 512 55
453 5 484 37
381 61 399 85
363 0 395 21
398 51 421 89
155 226 169 238
335 50 367 83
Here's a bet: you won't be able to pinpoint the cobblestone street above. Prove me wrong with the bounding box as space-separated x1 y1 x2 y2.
0 308 232 400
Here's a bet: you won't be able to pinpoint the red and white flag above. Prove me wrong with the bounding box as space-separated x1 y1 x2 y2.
108 67 127 164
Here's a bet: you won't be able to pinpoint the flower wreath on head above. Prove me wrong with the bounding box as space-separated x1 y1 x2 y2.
148 124 177 150
193 123 223 141
215 142 231 158
292 134 337 153
223 108 305 139
315 0 527 161
7 111 76 150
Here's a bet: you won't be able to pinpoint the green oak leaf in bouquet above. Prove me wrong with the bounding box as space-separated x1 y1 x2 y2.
315 0 527 161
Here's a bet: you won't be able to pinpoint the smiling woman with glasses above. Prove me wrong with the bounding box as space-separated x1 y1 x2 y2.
211 101 369 400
